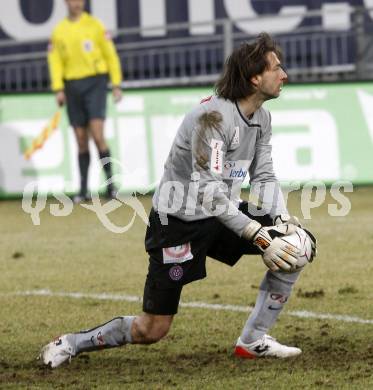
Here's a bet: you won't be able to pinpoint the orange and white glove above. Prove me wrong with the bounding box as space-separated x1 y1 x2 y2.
274 214 317 261
243 220 298 272
273 214 301 227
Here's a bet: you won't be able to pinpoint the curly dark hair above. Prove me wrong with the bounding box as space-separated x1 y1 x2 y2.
214 32 282 101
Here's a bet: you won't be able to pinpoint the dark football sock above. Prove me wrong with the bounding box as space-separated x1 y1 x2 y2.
99 149 114 194
78 151 90 196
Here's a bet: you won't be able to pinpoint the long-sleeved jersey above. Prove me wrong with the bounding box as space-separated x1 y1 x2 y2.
153 95 288 237
48 12 122 91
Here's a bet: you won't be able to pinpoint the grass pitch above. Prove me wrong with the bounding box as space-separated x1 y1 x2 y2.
0 187 372 389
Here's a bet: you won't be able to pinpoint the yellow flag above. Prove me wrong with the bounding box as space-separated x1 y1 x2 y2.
24 110 61 160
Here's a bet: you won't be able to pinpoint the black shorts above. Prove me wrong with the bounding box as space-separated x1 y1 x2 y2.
64 74 108 127
142 202 273 315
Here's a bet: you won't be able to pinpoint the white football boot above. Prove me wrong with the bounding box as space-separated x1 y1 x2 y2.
39 335 75 368
234 335 301 359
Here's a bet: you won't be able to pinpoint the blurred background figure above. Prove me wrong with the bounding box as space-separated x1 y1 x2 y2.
48 0 123 202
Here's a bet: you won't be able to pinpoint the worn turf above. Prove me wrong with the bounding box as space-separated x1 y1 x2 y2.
0 187 372 389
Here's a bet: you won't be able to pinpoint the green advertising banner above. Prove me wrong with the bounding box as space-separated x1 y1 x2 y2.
0 83 372 198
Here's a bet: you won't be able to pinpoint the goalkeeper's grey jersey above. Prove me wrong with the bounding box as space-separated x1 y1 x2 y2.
153 95 287 237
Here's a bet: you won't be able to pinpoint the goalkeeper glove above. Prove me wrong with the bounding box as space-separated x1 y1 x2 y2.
243 221 299 272
274 215 318 261
274 214 301 227
303 228 318 261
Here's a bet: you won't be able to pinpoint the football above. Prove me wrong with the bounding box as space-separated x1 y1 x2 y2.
280 227 313 271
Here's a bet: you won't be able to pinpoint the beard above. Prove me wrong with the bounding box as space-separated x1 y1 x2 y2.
262 90 280 101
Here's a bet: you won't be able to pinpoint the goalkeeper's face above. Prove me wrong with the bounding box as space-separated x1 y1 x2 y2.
255 51 287 101
66 0 85 16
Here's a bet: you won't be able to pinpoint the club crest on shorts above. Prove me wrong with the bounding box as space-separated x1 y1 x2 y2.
162 243 193 264
169 265 183 281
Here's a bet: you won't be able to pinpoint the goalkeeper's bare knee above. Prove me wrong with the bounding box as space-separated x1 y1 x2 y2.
133 314 173 344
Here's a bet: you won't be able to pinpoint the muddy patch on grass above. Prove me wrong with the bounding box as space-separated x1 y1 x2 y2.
338 286 358 294
297 289 325 298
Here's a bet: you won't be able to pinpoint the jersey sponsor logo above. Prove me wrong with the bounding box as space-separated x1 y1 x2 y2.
223 160 249 180
83 39 93 52
210 139 223 150
210 139 223 174
211 148 223 174
232 126 240 145
162 243 193 264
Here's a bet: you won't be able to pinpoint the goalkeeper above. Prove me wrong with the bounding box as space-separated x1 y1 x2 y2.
48 0 122 202
41 32 317 367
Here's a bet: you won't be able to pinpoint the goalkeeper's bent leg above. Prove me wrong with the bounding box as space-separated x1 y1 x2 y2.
68 314 173 354
40 314 174 367
240 270 301 344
